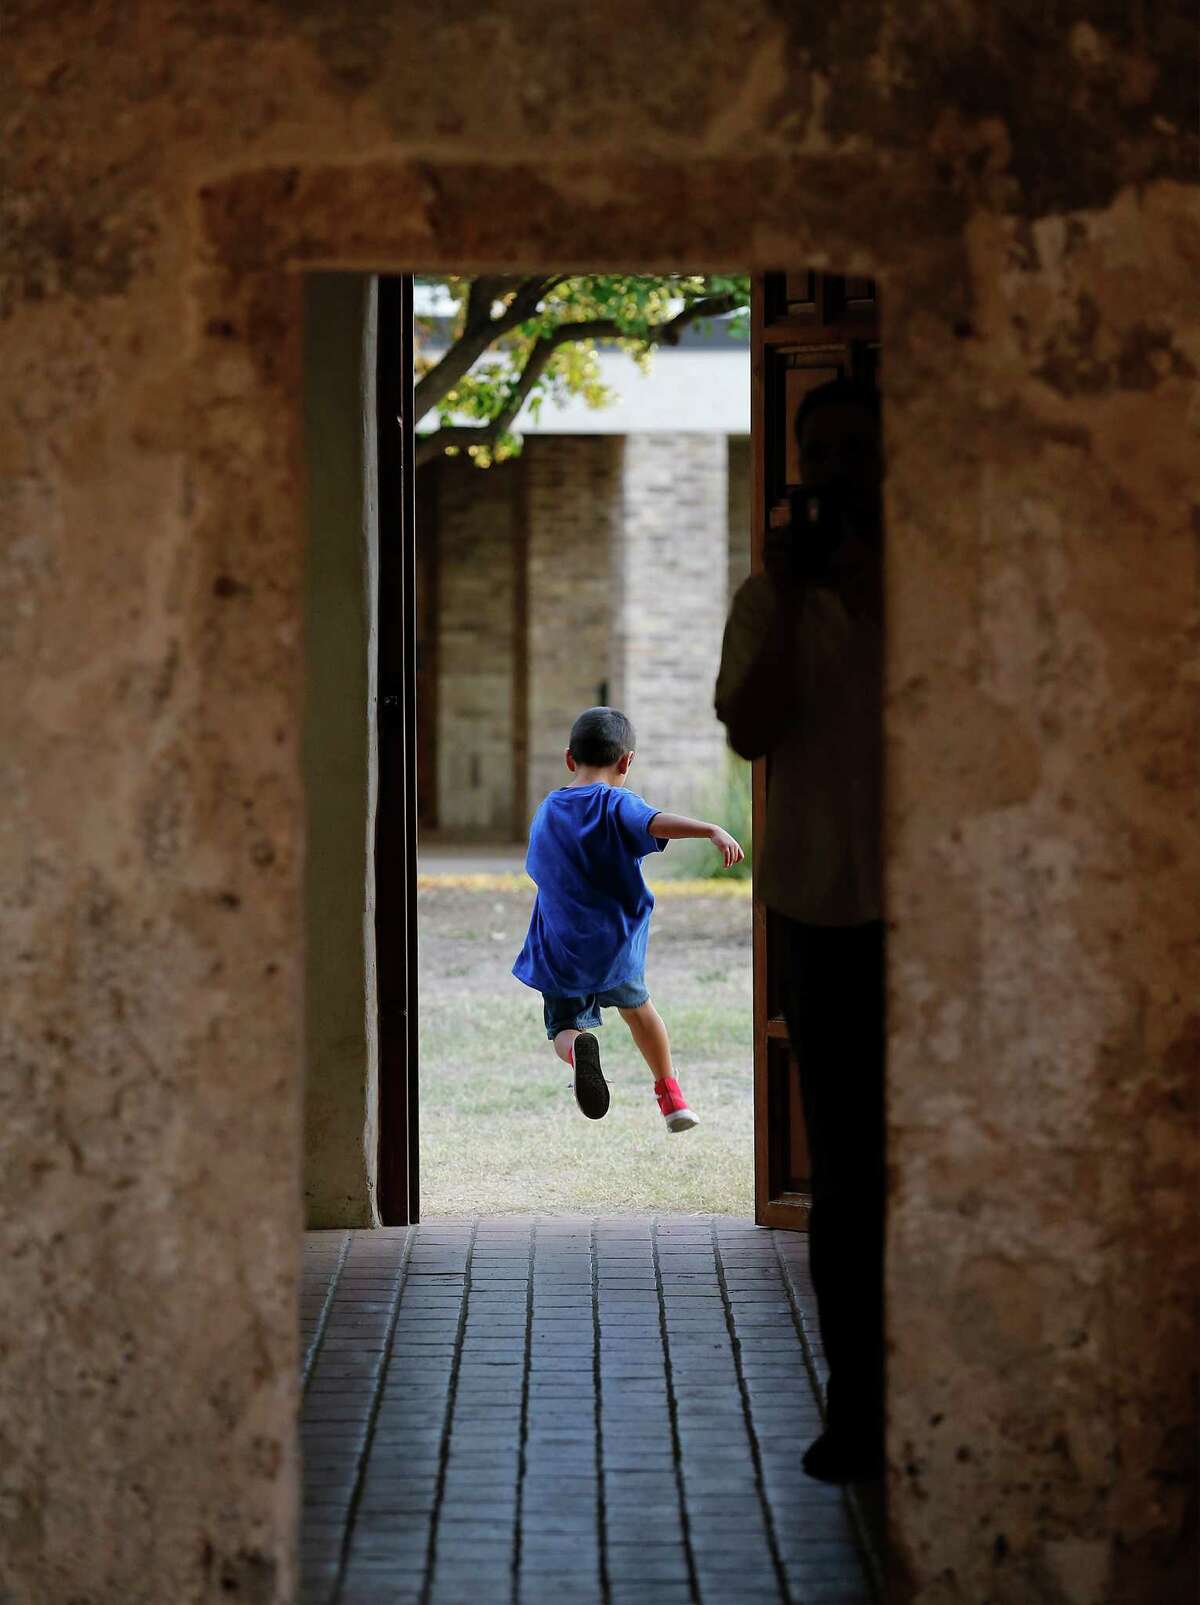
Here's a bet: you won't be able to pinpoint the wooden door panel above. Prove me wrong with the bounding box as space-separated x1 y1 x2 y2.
376 275 420 1226
751 271 880 1230
415 461 439 832
782 365 843 489
782 271 819 321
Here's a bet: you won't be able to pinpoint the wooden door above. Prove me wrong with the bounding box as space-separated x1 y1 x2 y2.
415 461 440 832
751 271 881 1229
376 275 420 1225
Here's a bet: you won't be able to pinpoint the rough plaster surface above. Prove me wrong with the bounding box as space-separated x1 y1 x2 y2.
885 189 1200 1604
2 4 1195 1602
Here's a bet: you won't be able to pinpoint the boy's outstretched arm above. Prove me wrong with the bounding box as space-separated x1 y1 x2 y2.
648 813 745 869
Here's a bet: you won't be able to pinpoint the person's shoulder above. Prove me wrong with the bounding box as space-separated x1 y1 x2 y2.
731 571 778 603
528 789 568 831
728 572 781 624
537 784 581 808
607 787 660 829
608 784 652 809
732 571 775 603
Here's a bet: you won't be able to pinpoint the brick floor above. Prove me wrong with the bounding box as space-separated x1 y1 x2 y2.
301 1216 877 1605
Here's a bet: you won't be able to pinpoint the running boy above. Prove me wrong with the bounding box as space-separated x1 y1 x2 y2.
513 706 744 1130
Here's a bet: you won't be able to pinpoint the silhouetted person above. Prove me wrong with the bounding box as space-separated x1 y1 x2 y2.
715 377 885 1483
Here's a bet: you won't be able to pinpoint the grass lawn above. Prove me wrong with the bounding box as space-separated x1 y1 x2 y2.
417 877 754 1216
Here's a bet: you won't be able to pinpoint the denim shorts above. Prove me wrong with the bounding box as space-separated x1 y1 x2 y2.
542 978 650 1039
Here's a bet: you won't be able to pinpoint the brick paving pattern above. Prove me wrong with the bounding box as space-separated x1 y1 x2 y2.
301 1216 875 1605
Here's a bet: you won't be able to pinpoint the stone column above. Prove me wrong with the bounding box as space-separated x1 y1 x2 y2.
524 435 623 813
611 433 730 813
886 204 1199 1603
433 456 517 838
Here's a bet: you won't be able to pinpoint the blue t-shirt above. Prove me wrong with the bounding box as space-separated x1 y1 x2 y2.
512 783 668 996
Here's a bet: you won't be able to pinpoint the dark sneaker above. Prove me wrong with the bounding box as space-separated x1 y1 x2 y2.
802 1429 884 1484
572 1033 610 1120
654 1076 699 1133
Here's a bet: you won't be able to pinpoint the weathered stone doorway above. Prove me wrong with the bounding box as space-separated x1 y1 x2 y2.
299 262 864 1598
200 159 1200 1601
9 9 1193 1586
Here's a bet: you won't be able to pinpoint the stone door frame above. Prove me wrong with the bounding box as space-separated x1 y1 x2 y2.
191 152 946 1579
188 156 1197 1598
201 150 941 1228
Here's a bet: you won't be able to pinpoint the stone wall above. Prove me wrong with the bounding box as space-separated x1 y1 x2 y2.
433 456 517 837
728 434 753 600
524 435 621 813
3 5 1196 1602
428 432 729 834
612 433 730 812
884 196 1200 1603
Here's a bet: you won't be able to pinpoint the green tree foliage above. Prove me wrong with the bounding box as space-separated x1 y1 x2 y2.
414 274 750 467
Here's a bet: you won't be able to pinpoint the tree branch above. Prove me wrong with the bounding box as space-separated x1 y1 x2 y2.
416 318 612 465
414 275 559 422
465 277 503 331
414 290 741 466
653 293 740 344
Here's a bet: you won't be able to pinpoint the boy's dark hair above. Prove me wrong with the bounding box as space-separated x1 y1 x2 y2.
793 375 881 449
569 707 636 767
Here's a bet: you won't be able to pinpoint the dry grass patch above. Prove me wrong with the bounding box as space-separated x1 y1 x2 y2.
417 882 753 1216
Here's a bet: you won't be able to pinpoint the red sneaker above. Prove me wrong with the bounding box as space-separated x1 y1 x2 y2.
654 1077 699 1133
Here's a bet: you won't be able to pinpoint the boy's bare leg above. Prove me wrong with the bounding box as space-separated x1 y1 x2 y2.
553 1028 582 1066
618 1001 673 1083
621 1001 697 1129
